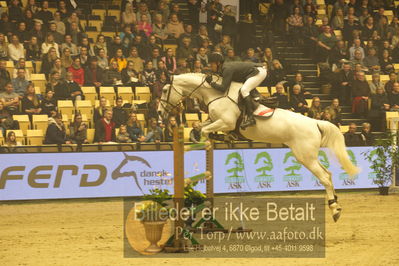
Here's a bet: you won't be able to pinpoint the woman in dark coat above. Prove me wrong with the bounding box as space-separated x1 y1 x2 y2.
44 113 70 144
369 87 390 131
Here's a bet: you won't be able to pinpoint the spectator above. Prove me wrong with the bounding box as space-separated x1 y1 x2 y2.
317 25 337 62
175 58 191 75
190 121 202 143
308 97 323 119
290 84 308 114
57 0 72 20
94 35 108 57
0 82 20 115
44 112 71 145
122 2 136 26
288 72 311 97
237 13 257 54
141 61 156 88
324 98 342 126
272 83 289 109
8 0 23 23
344 123 361 146
303 16 319 57
166 13 185 39
369 86 389 131
116 124 132 143
69 113 88 144
36 1 53 26
152 71 168 99
93 97 108 123
152 14 168 43
0 59 11 90
29 21 45 45
112 97 128 128
138 14 152 37
243 48 259 63
156 2 170 24
51 58 66 80
84 57 104 87
380 49 394 74
359 122 374 146
287 7 304 45
94 109 116 143
215 35 234 56
104 61 122 86
26 36 41 63
8 34 25 62
176 37 195 61
52 11 66 36
67 22 83 45
121 60 140 86
40 90 57 117
23 9 35 31
0 101 19 136
187 0 201 32
15 22 29 44
270 0 289 35
78 46 89 68
224 48 240 63
57 71 83 101
61 35 78 57
0 13 13 38
21 83 41 118
13 58 31 80
335 63 354 105
136 2 152 24
389 82 399 110
97 48 109 70
351 71 371 117
162 48 177 74
40 47 58 77
384 72 397 95
12 68 30 96
120 25 134 52
46 24 63 47
330 40 349 68
368 73 384 94
149 48 161 70
5 131 22 147
126 112 145 142
361 16 376 41
144 117 163 143
331 8 345 30
68 57 85 86
363 47 380 72
0 33 8 59
269 59 286 86
127 47 144 73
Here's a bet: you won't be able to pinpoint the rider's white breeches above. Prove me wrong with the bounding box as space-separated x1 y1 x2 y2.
240 67 267 98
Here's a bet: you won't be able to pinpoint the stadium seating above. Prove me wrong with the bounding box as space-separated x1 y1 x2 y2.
12 115 30 135
6 130 24 145
135 87 151 101
118 87 134 102
100 87 116 105
183 127 192 142
58 100 75 120
32 115 49 134
75 100 94 125
26 130 44 146
81 87 97 105
0 130 4 145
30 74 47 94
257 87 270 97
185 113 199 127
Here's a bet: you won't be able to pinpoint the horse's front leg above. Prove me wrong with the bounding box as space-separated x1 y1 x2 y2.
201 119 235 139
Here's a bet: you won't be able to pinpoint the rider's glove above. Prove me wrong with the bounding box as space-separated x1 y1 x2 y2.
205 75 213 84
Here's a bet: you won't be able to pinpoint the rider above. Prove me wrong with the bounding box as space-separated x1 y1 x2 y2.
205 52 267 129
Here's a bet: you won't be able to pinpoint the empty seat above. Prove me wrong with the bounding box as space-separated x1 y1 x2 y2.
184 127 192 142
100 86 116 105
118 87 134 102
32 114 49 133
26 129 44 145
87 128 95 143
185 113 200 127
256 87 270 97
94 99 111 108
12 115 30 135
30 74 47 94
270 86 277 95
88 20 102 30
339 125 349 133
58 100 75 119
6 130 24 145
81 86 97 105
0 130 4 145
135 86 151 101
75 100 94 121
386 111 399 128
163 44 178 55
6 61 14 76
92 8 106 20
201 113 209 122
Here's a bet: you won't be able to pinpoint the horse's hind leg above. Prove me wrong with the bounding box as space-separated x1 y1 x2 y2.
290 145 342 222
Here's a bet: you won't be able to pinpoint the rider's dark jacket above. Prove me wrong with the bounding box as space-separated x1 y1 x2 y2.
210 62 265 92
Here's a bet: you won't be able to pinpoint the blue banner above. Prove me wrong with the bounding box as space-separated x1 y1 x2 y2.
0 147 378 201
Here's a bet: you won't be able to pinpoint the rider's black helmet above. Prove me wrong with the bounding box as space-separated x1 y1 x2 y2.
208 52 224 64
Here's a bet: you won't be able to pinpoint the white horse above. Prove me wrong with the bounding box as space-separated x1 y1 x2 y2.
158 73 359 222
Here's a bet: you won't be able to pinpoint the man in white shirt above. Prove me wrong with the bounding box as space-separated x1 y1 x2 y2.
7 35 25 62
349 38 365 60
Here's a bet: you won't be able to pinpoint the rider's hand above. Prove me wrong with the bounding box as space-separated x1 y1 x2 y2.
205 75 213 84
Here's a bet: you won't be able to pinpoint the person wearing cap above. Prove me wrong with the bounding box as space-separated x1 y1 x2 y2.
205 52 267 129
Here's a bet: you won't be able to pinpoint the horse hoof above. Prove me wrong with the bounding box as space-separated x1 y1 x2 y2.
333 211 341 222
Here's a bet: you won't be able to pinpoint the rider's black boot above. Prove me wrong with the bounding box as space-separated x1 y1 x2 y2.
240 96 256 130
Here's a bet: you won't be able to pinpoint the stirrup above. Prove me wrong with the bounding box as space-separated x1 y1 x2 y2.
240 116 256 130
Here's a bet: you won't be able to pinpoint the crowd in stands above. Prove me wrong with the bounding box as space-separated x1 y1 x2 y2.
1 0 399 149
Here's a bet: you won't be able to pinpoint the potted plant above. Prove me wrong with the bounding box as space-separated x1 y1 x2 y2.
136 188 171 253
183 180 207 228
363 132 399 195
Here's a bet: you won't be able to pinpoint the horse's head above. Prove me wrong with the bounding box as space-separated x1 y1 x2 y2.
157 78 184 121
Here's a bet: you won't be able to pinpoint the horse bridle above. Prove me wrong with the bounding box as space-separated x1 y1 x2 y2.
159 75 208 119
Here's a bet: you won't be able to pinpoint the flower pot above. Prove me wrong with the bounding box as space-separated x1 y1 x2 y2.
142 221 166 253
379 186 389 195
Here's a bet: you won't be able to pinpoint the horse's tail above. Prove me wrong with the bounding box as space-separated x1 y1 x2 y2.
317 121 360 177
